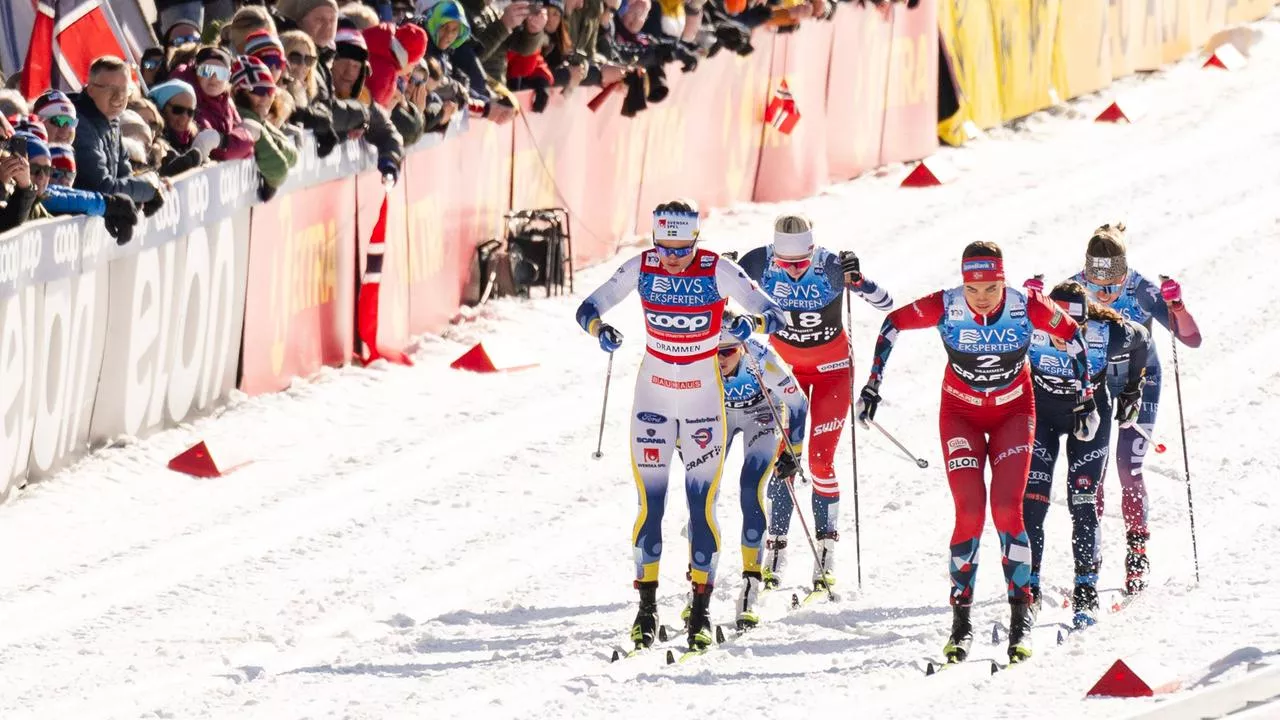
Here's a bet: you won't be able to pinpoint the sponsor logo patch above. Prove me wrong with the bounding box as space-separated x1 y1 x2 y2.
815 359 851 373
946 437 971 454
645 309 712 333
637 411 668 424
948 457 979 472
652 376 702 390
643 447 661 463
692 427 714 449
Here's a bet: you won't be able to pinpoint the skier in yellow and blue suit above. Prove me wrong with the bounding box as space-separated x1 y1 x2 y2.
576 200 787 652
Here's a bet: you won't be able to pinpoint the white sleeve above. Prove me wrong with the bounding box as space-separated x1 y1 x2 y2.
759 344 808 448
584 255 642 317
715 257 786 322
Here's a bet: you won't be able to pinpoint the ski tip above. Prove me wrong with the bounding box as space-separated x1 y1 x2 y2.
715 625 726 644
610 649 620 663
925 662 937 676
990 661 1000 675
990 622 1001 644
658 625 669 642
790 593 800 609
665 649 675 665
1057 629 1066 645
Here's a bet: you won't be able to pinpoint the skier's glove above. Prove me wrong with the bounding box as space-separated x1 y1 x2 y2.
1023 274 1045 295
597 323 623 353
1073 392 1101 441
1115 383 1142 428
1159 276 1183 305
727 313 755 342
839 250 862 284
774 449 800 481
855 381 881 425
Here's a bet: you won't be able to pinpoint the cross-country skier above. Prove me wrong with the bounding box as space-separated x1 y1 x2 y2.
1021 280 1152 629
733 214 893 594
712 317 808 631
854 241 1098 665
1052 223 1201 594
575 200 787 652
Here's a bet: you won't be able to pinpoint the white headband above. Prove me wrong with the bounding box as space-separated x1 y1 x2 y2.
773 229 814 258
653 210 699 241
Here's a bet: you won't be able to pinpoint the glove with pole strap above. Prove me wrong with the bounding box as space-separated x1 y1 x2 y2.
1115 381 1142 428
855 380 881 424
774 449 800 481
1073 391 1102 441
839 250 862 284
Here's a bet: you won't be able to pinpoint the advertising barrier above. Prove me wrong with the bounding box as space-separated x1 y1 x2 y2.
880 0 940 166
754 22 836 202
990 0 1061 122
825 4 894 177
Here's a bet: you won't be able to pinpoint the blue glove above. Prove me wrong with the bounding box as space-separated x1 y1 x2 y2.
728 314 755 341
597 324 623 353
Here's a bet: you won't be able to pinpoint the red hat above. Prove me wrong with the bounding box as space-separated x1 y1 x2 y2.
392 24 428 70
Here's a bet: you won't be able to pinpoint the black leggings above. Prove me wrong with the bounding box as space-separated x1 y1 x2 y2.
1023 389 1112 591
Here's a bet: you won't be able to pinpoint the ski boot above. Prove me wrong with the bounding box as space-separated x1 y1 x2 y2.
812 531 838 593
736 572 763 631
630 580 660 649
687 583 715 650
1007 600 1036 663
762 535 787 590
1125 531 1150 595
942 604 973 663
1072 583 1099 629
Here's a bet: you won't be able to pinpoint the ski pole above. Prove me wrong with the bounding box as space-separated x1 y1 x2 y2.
746 358 836 602
592 352 615 459
865 418 929 469
1129 423 1167 454
1161 276 1200 585
844 290 863 591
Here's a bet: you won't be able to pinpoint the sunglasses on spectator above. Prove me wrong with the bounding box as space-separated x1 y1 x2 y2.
288 52 317 67
47 114 77 129
1085 279 1122 295
773 256 812 272
166 104 195 116
142 58 163 70
51 168 75 185
30 165 54 178
197 63 230 81
170 33 200 46
246 86 276 97
258 53 285 71
653 243 696 259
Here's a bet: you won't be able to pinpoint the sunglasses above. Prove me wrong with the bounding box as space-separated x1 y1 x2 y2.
197 63 230 81
46 114 77 129
167 104 195 116
288 52 318 67
1085 279 1121 295
717 346 741 357
142 58 163 70
170 33 201 46
653 243 696 258
258 53 286 71
773 256 812 272
30 165 54 178
51 168 75 184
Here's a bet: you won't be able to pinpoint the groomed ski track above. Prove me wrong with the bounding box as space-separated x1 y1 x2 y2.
2 14 1279 720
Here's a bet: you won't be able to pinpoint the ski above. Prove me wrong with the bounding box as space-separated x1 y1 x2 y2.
665 623 730 664
607 624 673 663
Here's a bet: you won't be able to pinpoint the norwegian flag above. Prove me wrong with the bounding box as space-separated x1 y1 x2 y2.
764 79 801 135
356 191 413 366
21 0 132 98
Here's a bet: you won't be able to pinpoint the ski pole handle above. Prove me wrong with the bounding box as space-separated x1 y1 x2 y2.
867 419 928 469
1130 423 1167 454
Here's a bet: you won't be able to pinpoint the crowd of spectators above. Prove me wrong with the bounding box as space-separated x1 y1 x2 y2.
0 0 914 243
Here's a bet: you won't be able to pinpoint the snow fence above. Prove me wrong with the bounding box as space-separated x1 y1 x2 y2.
0 0 1274 496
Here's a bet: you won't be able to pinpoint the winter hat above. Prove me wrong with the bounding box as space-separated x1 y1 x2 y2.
49 143 76 175
195 45 235 68
425 1 472 50
335 25 370 62
231 55 276 94
119 109 153 144
1084 222 1128 283
32 89 76 122
148 79 198 111
390 23 428 69
1049 282 1089 324
12 116 48 142
160 0 204 41
13 131 50 161
244 30 286 63
276 0 340 24
546 0 566 13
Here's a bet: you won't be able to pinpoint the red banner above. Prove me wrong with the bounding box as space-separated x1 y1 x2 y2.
754 23 835 202
825 5 895 180
240 178 356 395
403 121 513 336
880 0 939 166
355 171 412 359
634 47 773 234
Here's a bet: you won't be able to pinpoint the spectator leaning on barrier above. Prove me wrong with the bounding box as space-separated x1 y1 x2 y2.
173 46 256 161
412 2 474 126
541 0 590 92
505 7 556 111
148 78 221 172
279 30 342 156
72 56 165 211
231 55 299 202
0 131 140 242
361 21 429 145
275 0 375 145
448 0 520 123
331 25 406 183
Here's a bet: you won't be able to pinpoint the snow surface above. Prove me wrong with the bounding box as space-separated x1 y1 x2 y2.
4 14 1280 720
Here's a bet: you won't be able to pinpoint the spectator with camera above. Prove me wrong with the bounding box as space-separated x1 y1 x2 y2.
275 0 375 145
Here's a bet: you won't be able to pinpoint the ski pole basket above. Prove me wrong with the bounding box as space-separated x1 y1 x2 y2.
503 208 574 298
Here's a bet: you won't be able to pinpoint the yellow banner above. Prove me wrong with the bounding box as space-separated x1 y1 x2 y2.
1052 0 1110 101
938 0 1002 138
990 0 1061 122
1226 0 1274 25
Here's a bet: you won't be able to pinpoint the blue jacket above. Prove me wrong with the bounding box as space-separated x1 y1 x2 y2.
42 185 106 217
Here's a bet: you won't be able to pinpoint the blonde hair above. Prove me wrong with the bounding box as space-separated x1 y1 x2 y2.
774 214 813 235
1087 222 1127 257
340 3 380 29
281 30 319 102
226 6 277 54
